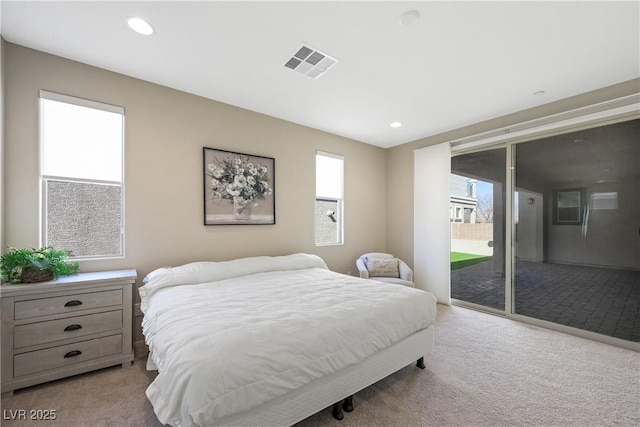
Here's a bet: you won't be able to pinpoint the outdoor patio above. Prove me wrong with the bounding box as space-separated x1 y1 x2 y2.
451 260 640 342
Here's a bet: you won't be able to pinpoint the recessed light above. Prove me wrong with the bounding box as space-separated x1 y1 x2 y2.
534 90 545 96
400 10 420 26
127 17 154 35
390 121 402 128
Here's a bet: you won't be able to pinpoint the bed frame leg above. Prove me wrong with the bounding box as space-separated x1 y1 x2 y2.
332 401 344 420
416 357 425 369
342 395 354 412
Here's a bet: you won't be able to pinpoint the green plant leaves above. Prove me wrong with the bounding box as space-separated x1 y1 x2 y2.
0 246 79 284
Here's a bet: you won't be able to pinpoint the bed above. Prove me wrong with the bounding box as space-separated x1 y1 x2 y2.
139 253 437 427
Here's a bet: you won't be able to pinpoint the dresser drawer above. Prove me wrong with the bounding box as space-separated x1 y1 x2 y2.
14 310 123 349
14 289 122 320
14 334 123 378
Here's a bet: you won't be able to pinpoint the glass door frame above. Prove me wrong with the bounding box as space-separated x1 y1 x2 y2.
449 146 508 317
448 94 639 351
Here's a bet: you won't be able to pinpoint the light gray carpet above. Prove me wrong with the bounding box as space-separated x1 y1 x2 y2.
2 305 638 426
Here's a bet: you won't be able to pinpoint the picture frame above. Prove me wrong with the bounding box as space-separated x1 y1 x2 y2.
203 147 275 225
552 188 585 225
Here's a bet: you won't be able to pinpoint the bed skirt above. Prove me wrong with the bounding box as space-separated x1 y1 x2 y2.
215 325 435 426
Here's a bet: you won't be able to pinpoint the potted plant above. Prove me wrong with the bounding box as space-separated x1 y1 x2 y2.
0 247 80 284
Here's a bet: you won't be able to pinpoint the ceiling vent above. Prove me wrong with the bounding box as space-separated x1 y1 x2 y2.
284 44 338 79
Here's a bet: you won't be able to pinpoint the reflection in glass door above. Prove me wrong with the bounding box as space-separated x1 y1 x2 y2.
514 119 640 342
450 148 506 312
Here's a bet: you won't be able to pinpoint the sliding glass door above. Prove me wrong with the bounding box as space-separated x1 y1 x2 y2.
450 148 506 312
513 119 640 342
442 98 640 348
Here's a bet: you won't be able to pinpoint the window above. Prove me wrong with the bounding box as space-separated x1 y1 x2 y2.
315 151 344 245
552 188 586 225
454 207 462 222
591 192 618 210
40 91 124 259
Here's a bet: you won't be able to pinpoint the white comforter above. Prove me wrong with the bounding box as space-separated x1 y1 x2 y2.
140 254 437 427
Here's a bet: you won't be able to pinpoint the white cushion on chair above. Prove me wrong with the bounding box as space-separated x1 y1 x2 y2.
364 257 399 278
356 253 414 286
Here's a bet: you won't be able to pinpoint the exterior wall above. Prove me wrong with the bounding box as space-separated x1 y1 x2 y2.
451 223 493 240
544 179 639 269
314 199 340 244
450 174 477 223
516 190 544 262
514 119 639 269
387 78 640 270
451 223 494 256
450 174 467 198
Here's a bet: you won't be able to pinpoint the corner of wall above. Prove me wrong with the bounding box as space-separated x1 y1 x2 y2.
1 36 5 253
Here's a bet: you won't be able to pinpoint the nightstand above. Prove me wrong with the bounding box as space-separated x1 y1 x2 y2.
1 270 136 397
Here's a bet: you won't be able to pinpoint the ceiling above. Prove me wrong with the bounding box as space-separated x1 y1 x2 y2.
1 1 639 148
515 119 640 188
451 119 639 189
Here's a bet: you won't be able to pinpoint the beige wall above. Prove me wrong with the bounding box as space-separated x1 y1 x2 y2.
387 78 640 268
3 41 638 289
1 38 4 252
3 42 387 284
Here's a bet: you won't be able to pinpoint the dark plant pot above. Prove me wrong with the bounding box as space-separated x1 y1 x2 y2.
20 267 54 283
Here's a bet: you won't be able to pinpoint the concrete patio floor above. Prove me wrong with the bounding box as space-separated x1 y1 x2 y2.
451 260 640 342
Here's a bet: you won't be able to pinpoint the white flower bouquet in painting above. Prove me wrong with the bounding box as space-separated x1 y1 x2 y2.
207 155 273 220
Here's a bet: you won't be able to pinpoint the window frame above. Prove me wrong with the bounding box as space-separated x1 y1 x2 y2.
315 150 344 246
39 90 125 260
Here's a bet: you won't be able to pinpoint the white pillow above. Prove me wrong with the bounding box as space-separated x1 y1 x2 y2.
140 253 328 311
365 257 400 278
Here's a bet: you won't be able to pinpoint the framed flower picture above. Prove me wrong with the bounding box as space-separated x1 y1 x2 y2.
203 147 275 225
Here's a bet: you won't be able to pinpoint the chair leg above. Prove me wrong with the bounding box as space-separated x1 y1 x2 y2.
416 357 425 369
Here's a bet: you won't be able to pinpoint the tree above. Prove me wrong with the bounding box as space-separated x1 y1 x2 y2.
476 194 493 223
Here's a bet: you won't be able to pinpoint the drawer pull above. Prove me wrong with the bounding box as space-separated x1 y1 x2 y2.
63 324 83 332
64 300 83 307
64 350 82 358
